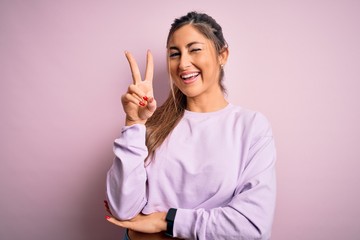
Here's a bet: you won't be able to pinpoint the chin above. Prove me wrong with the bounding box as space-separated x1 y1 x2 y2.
179 89 202 98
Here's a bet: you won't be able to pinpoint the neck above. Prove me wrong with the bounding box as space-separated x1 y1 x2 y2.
186 91 228 113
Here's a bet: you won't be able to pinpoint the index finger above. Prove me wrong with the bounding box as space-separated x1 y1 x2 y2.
144 50 154 83
125 51 142 85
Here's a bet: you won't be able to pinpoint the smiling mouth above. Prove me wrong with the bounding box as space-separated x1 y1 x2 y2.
180 72 200 83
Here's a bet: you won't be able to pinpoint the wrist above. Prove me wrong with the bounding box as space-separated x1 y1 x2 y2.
158 212 167 232
164 208 177 237
125 117 146 126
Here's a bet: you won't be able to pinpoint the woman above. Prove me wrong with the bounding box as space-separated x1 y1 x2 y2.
105 11 276 240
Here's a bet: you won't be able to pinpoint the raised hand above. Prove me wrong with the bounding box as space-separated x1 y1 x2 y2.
121 50 157 126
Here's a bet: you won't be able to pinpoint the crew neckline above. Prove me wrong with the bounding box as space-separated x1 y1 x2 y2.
183 103 234 118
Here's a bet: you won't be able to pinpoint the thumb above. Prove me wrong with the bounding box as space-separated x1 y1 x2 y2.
146 97 157 113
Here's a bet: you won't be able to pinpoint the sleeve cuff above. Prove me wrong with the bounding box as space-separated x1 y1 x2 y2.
172 208 197 239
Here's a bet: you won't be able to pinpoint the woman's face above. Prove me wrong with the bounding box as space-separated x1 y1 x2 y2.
167 24 226 99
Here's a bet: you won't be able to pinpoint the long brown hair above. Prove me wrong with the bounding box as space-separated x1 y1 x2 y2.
145 11 228 158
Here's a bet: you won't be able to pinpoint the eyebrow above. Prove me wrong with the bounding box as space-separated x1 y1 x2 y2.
169 41 205 50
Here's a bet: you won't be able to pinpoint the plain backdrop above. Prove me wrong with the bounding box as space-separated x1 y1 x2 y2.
1 1 360 239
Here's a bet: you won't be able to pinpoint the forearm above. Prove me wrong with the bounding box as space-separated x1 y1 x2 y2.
106 159 147 220
173 206 273 240
106 124 149 220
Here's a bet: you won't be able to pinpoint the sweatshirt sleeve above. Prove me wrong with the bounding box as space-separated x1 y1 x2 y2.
106 124 148 220
172 114 277 240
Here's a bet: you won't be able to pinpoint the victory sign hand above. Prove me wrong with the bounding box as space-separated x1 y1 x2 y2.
121 50 157 126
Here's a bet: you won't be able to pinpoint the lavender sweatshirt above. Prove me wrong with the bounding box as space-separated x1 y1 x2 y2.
106 104 276 240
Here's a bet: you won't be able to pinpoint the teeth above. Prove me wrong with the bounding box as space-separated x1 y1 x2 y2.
181 73 198 79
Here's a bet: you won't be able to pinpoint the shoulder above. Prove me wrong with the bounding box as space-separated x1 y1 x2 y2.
227 104 273 137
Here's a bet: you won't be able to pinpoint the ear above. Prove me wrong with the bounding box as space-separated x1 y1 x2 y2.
218 47 229 66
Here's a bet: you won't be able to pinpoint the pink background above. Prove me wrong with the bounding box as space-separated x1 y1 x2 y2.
1 1 359 239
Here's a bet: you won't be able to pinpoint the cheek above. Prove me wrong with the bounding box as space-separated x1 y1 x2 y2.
169 62 179 76
195 54 213 69
200 55 219 75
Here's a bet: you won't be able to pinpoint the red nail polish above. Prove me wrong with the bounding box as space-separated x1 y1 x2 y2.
139 101 145 106
143 96 148 101
105 216 111 220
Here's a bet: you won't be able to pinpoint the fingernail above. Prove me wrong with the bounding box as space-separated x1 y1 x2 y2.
139 101 145 106
105 216 111 220
143 96 148 101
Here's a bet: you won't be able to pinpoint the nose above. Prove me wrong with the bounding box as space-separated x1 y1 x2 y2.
179 53 191 70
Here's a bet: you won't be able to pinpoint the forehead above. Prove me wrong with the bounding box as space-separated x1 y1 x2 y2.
168 24 210 46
